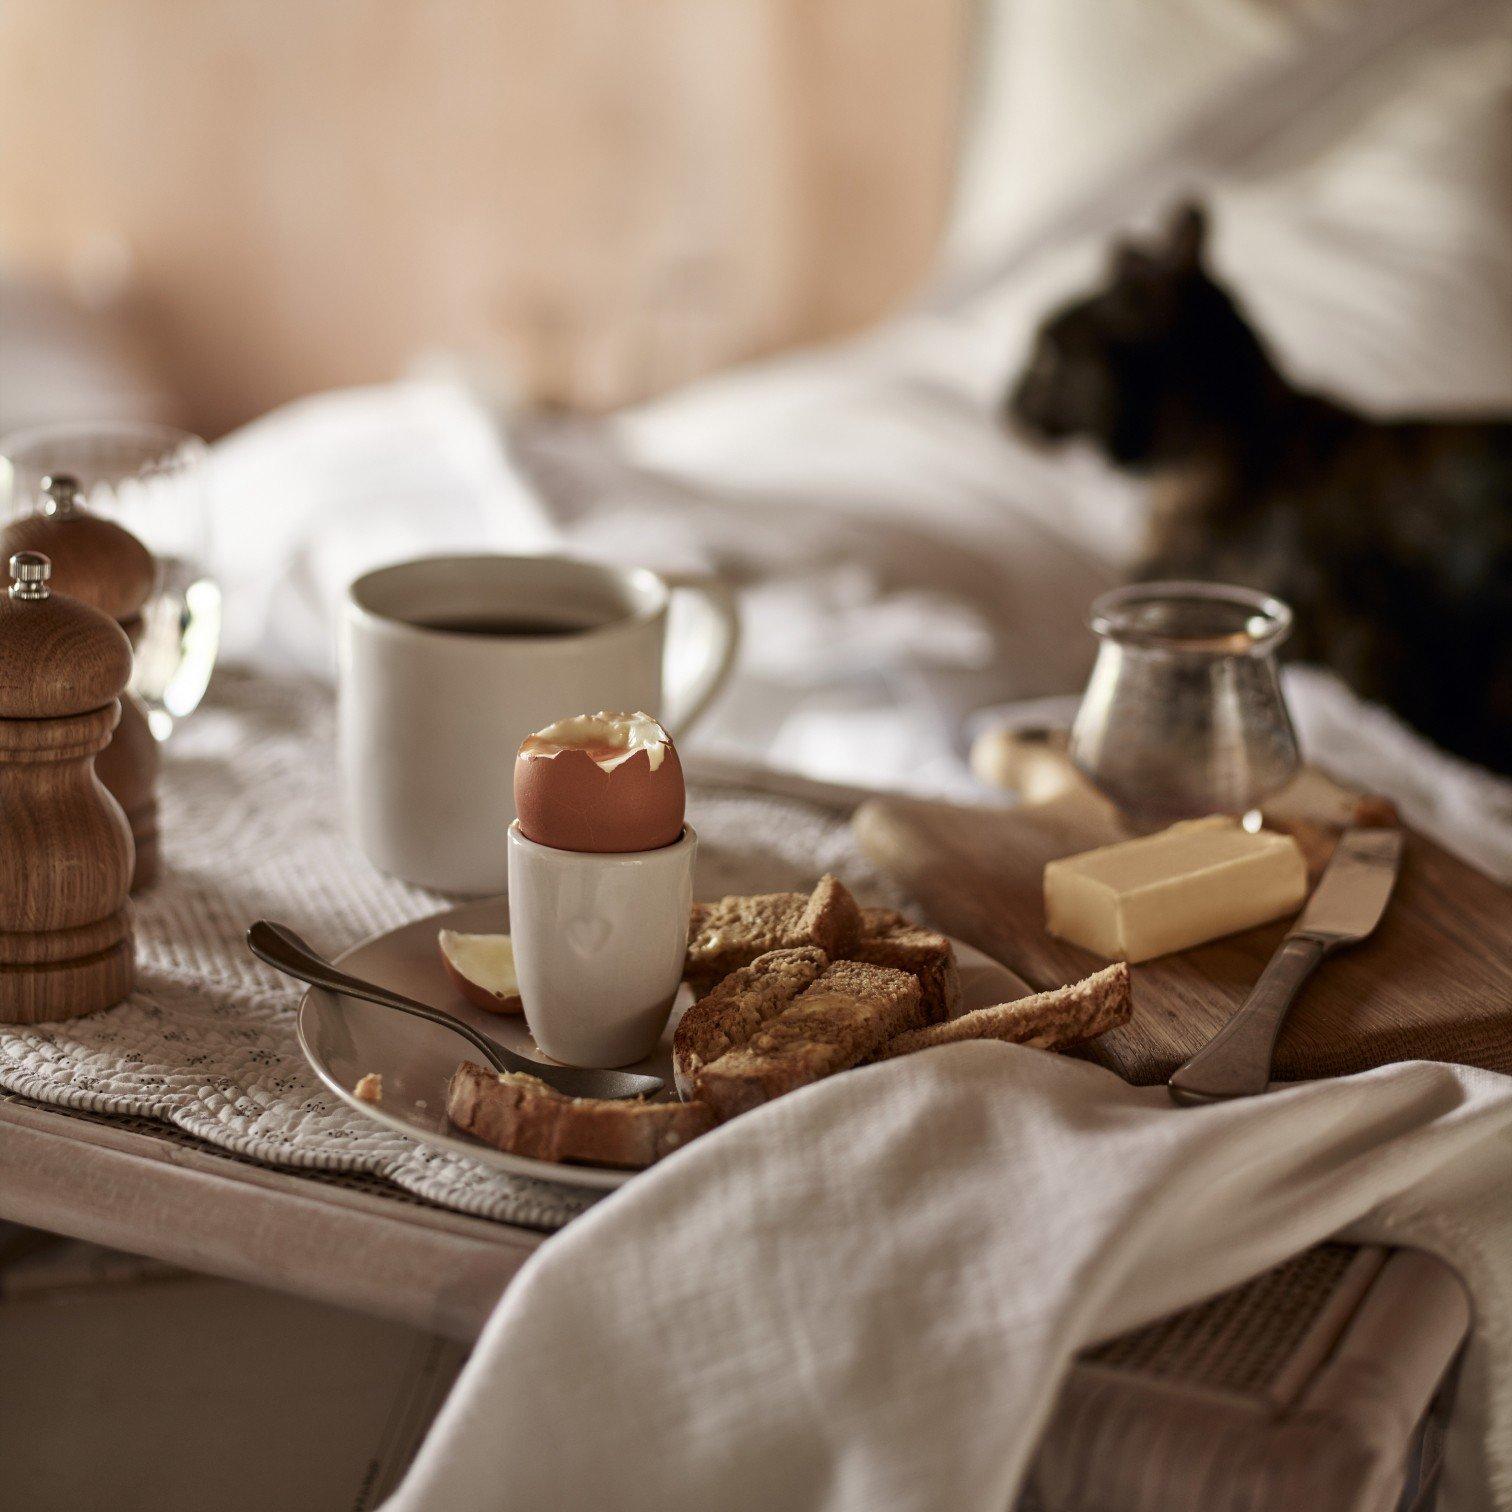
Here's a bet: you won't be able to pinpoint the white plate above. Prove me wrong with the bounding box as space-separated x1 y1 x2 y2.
299 896 1028 1191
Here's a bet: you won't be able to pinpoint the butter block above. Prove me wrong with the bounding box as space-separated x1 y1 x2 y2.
1044 817 1308 963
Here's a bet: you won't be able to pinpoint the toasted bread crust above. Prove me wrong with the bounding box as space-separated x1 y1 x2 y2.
672 947 829 1093
877 963 1131 1060
692 960 922 1120
685 874 862 990
798 874 863 956
447 1063 715 1169
850 920 959 1024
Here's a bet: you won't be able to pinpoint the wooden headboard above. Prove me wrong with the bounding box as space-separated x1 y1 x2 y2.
0 0 968 435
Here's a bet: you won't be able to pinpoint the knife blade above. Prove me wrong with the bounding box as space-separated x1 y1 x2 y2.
1289 826 1404 945
1168 827 1404 1104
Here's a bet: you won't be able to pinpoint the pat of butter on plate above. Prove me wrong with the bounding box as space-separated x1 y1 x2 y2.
1044 816 1308 963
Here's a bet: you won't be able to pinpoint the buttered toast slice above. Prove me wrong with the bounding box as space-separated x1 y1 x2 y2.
850 916 959 1024
690 960 922 1121
685 874 862 993
672 947 829 1096
671 925 959 1098
448 1063 715 1169
878 963 1131 1060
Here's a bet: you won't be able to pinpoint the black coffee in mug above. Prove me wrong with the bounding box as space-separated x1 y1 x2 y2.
411 613 597 638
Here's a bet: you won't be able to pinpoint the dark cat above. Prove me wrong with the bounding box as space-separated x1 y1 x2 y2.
1007 204 1512 774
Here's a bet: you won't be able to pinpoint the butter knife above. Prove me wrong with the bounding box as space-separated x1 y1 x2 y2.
1168 827 1404 1105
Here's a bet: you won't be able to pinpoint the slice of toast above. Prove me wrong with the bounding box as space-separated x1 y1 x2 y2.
877 962 1131 1061
849 918 959 1024
447 1062 715 1169
858 906 909 935
685 874 862 992
691 959 922 1120
672 946 829 1096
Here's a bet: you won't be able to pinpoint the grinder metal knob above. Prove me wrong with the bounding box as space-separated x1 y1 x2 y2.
8 550 51 600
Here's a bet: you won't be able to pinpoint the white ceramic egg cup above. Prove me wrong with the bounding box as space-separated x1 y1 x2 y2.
506 821 697 1068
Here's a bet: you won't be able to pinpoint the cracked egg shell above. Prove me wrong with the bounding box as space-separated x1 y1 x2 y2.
515 741 685 853
438 930 523 1014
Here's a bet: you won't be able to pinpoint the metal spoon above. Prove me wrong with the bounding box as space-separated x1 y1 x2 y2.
247 921 663 1100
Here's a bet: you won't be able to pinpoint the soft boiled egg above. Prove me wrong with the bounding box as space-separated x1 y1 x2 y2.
514 710 685 853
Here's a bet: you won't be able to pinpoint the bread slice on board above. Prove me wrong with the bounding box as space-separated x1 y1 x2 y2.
878 963 1131 1060
685 874 862 993
672 946 829 1096
447 1063 714 1169
691 959 922 1121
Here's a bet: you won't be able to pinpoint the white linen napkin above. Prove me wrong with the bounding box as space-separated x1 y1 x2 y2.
385 1049 1512 1512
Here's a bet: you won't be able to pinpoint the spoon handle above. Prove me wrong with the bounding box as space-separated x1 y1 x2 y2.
246 920 664 1101
247 920 513 1073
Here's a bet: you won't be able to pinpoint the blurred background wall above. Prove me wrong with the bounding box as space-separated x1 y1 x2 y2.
0 0 968 436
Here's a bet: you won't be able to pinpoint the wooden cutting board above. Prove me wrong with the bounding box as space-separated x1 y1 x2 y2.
853 775 1512 1085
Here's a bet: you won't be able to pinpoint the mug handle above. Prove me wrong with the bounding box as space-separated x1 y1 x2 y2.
658 573 740 736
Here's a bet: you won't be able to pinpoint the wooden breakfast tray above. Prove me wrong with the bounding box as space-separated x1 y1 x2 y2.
853 772 1512 1085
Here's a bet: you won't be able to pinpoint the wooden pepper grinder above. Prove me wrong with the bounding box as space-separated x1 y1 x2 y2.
1 474 161 888
0 551 136 1023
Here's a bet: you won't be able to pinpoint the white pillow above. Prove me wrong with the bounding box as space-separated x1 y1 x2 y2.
1217 20 1512 410
945 0 1512 411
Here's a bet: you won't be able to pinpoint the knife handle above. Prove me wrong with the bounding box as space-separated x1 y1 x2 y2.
1167 936 1328 1105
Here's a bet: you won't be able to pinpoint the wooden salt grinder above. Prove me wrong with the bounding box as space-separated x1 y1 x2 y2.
1 474 161 887
0 551 136 1023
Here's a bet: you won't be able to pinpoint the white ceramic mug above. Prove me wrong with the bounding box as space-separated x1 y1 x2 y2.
507 821 696 1066
339 554 736 893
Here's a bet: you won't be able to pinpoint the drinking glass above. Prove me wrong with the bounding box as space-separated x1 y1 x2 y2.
1 422 222 739
1068 581 1300 829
